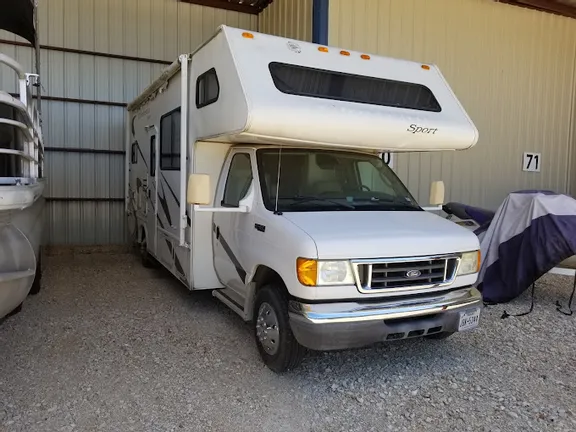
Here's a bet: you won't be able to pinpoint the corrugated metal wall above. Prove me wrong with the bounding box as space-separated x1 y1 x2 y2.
329 0 576 209
3 0 574 243
0 0 257 245
258 0 313 41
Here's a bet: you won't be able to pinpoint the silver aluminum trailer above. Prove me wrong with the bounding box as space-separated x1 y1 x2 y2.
0 0 46 319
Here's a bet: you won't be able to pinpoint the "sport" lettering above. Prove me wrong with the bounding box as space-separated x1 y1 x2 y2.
407 124 438 135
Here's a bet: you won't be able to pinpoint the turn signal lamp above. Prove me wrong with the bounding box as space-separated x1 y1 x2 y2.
297 258 317 286
242 32 254 39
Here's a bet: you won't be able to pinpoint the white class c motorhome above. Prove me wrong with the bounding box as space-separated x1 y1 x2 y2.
126 26 483 372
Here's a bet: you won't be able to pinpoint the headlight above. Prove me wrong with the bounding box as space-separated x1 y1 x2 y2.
296 258 355 286
457 251 481 276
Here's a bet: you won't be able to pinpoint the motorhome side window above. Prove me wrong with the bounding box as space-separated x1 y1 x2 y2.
268 62 441 113
160 108 181 170
222 153 252 207
196 68 220 108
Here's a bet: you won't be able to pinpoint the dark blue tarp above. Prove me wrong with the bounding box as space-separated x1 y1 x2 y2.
477 191 576 303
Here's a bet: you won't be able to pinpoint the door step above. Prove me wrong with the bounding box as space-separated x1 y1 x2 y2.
213 289 246 319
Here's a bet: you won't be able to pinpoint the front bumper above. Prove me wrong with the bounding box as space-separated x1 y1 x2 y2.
288 286 483 351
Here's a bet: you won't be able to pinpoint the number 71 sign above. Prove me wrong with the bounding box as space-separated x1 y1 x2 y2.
523 152 541 172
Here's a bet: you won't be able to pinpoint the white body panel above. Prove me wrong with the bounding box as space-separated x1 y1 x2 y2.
189 26 478 152
283 211 478 260
198 146 478 302
0 191 45 318
190 33 250 142
246 205 479 302
191 141 231 289
128 72 193 286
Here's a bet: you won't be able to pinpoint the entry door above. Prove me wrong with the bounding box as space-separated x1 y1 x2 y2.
146 133 158 255
213 152 254 294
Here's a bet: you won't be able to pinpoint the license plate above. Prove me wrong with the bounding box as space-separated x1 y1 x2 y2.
458 308 480 331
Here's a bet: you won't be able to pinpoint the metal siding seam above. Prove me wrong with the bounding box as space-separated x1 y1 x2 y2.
0 39 173 65
567 29 576 195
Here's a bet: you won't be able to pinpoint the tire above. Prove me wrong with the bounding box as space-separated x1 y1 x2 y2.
425 331 455 340
253 284 306 373
28 250 42 295
140 237 154 268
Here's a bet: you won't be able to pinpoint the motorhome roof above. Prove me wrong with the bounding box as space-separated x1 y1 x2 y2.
128 25 479 153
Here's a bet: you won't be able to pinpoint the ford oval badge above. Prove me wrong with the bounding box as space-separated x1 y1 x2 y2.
405 269 421 278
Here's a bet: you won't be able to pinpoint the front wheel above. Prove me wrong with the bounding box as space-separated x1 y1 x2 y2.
253 284 306 373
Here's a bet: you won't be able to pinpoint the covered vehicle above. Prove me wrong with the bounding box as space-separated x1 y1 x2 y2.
445 190 576 304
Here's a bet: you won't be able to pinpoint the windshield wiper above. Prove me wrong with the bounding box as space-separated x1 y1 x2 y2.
353 196 421 210
282 195 356 210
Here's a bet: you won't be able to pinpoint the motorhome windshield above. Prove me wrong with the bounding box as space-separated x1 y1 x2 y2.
256 149 421 213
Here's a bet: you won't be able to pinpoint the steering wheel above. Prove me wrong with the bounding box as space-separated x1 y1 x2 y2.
319 190 341 196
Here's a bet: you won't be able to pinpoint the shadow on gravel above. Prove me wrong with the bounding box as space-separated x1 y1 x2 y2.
3 253 575 432
148 257 485 381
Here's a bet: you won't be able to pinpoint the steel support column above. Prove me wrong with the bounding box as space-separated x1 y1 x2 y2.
312 0 329 45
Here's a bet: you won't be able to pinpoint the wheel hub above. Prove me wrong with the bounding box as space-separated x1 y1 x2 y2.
256 302 280 355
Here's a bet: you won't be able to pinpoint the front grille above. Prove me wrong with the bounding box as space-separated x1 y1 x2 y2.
354 256 459 292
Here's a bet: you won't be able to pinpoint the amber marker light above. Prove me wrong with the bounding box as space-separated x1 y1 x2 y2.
242 32 254 39
361 54 371 60
421 64 430 70
318 46 329 53
340 50 350 56
297 258 317 286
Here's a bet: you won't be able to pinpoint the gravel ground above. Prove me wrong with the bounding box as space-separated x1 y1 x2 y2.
1 252 575 432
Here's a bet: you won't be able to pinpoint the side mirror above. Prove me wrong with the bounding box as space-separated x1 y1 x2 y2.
187 174 211 205
429 180 445 206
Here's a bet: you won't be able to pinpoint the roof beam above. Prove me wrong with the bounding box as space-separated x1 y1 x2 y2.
179 0 272 15
497 0 576 19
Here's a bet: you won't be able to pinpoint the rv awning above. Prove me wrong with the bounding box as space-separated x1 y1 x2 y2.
0 0 36 45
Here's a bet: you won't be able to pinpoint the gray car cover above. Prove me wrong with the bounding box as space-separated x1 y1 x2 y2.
477 190 576 305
